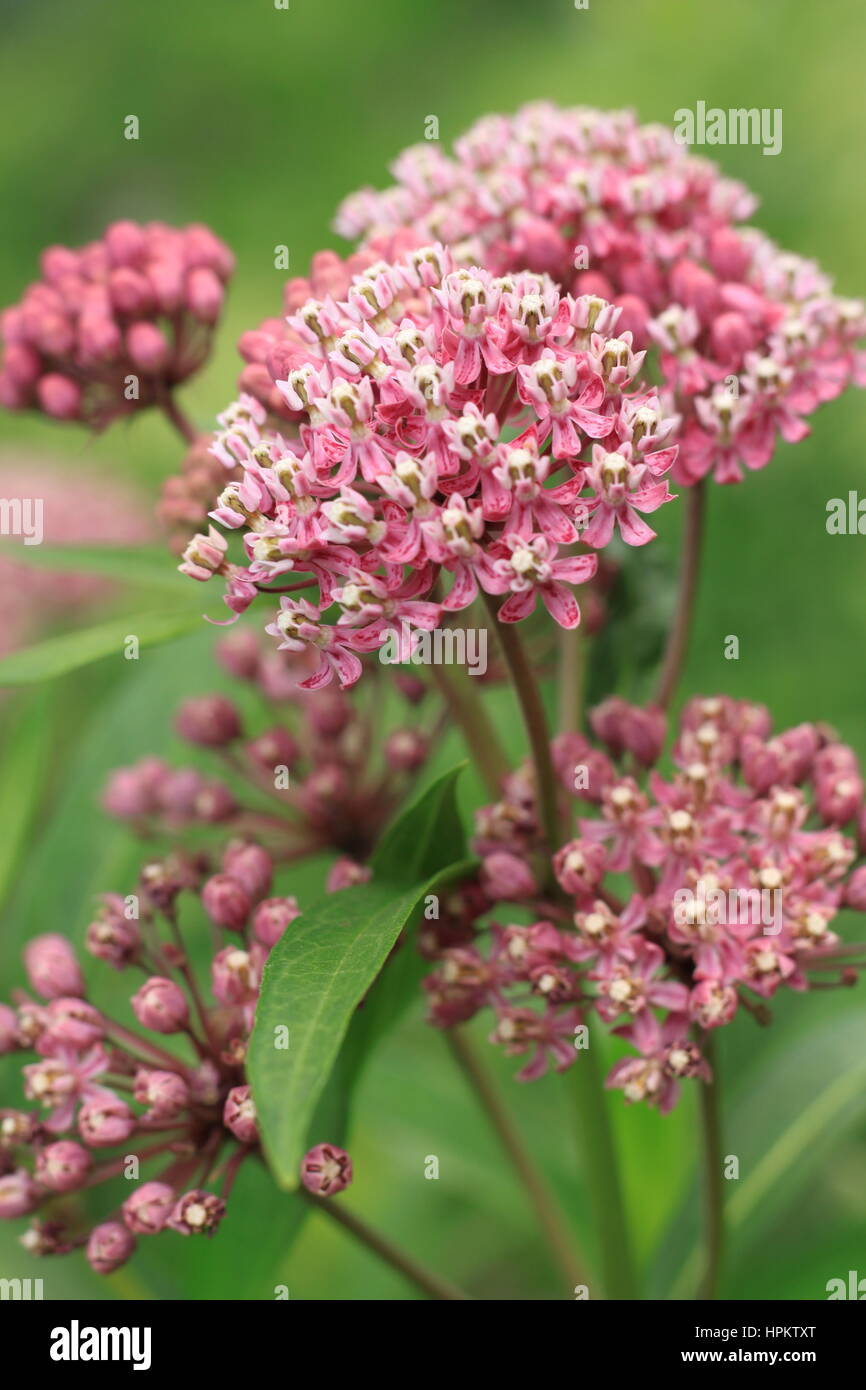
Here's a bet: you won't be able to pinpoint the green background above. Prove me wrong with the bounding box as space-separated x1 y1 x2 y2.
0 0 864 1299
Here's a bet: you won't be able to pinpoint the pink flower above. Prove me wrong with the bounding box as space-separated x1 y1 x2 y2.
481 533 597 628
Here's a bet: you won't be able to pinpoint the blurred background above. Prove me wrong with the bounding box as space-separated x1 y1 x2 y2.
1 0 865 1299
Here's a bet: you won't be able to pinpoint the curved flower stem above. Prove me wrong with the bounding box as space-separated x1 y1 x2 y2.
428 663 509 799
447 1028 589 1291
482 594 560 880
569 1044 638 1299
697 1036 725 1300
653 480 706 711
159 392 199 446
301 1190 470 1300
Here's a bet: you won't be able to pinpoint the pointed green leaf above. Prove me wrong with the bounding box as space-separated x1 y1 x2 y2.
249 856 474 1189
0 609 205 686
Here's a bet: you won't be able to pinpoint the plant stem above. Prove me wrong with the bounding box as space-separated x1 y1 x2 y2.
159 394 199 446
697 1036 724 1300
569 1044 638 1299
558 625 587 734
301 1191 470 1301
482 594 560 875
428 663 509 799
482 594 638 1299
447 1028 588 1292
653 480 706 710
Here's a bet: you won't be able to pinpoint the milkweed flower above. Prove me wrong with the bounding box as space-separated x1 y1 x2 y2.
423 695 866 1109
337 103 865 486
188 243 678 683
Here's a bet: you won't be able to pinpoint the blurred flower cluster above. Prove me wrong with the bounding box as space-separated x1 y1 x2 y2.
0 220 233 428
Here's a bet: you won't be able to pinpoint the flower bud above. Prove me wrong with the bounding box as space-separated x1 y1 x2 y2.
126 320 170 372
245 726 299 773
105 220 147 267
211 947 258 1005
385 728 430 772
86 1220 135 1273
186 267 224 323
175 695 242 747
36 372 81 420
36 1141 92 1193
222 841 273 900
78 1096 135 1148
108 267 154 316
326 858 372 892
41 999 104 1051
844 865 866 911
202 874 252 932
86 895 140 969
300 1143 353 1197
23 934 84 1001
131 977 189 1034
122 1181 176 1235
134 1068 189 1120
252 897 300 949
480 851 537 902
0 1168 39 1218
223 1084 258 1144
168 1189 226 1235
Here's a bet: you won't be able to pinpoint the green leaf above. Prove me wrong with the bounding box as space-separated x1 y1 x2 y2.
249 857 474 1190
0 609 205 686
371 760 468 884
0 543 194 595
0 688 56 913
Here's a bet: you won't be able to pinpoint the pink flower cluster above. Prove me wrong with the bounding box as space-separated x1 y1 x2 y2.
423 695 866 1107
181 243 679 686
337 103 866 484
0 221 233 428
0 843 351 1273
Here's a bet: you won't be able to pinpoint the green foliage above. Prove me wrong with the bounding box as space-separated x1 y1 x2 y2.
249 767 472 1188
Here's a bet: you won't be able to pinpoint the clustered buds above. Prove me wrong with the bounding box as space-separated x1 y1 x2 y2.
0 220 233 428
101 631 434 861
424 695 866 1105
0 838 354 1274
337 103 865 485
